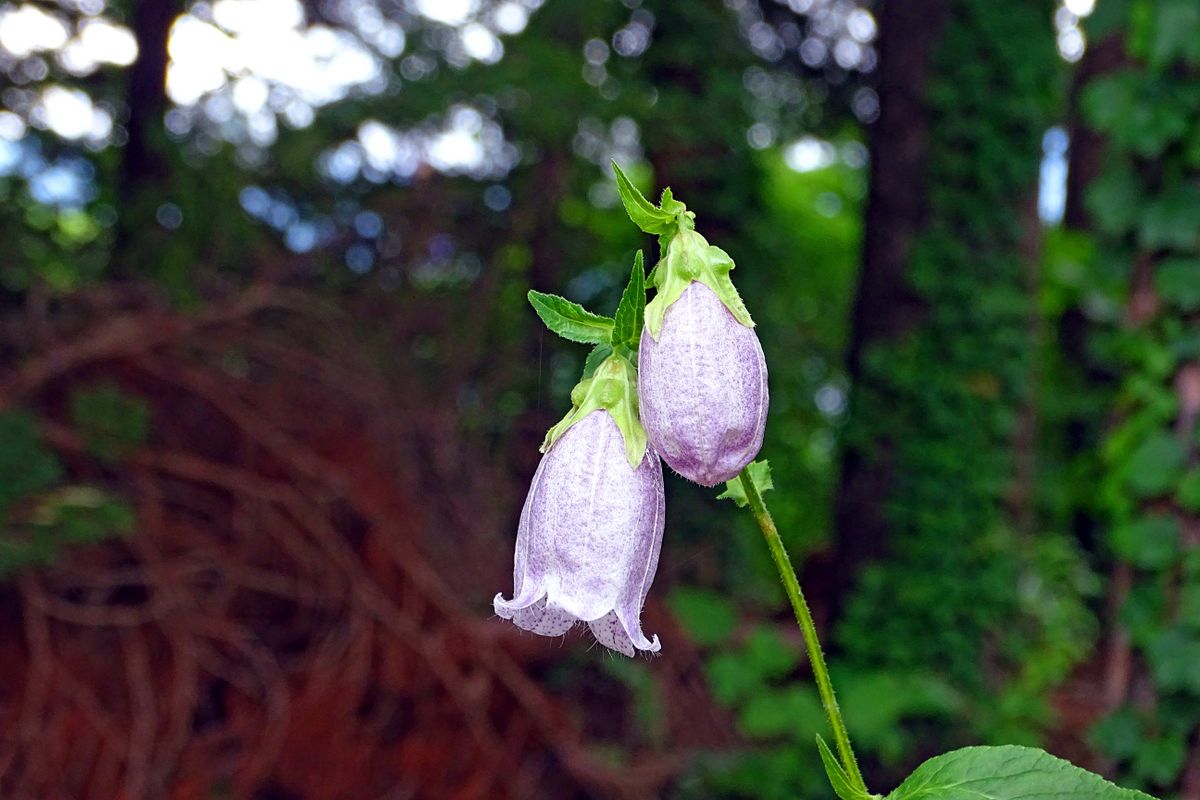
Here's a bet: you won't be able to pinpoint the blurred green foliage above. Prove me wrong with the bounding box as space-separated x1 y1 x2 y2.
834 0 1097 755
1078 0 1200 792
0 411 133 576
671 586 964 799
70 381 152 463
4 0 1199 795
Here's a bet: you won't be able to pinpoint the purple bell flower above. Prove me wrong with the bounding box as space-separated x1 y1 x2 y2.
639 281 768 486
494 409 665 656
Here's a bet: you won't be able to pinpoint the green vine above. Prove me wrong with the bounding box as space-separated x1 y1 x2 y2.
838 0 1091 732
1078 0 1200 792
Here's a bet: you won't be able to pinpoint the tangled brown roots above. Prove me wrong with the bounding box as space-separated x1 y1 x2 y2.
0 286 730 800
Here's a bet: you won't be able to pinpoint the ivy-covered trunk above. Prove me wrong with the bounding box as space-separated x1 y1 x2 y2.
1074 4 1200 794
833 0 1066 706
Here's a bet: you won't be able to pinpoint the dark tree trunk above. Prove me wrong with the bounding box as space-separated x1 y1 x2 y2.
113 0 181 275
809 0 947 614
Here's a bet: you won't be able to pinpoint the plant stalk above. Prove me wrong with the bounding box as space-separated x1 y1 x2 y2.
738 466 868 795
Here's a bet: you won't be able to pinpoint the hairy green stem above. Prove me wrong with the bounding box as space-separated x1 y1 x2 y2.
738 466 868 795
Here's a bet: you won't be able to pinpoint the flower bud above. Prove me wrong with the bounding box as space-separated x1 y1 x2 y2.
494 409 664 656
638 281 768 486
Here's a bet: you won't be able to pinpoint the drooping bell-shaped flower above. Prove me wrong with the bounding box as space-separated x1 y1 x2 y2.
638 226 768 486
495 355 665 656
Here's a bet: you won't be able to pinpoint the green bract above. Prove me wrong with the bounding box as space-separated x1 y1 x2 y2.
541 352 646 469
645 226 753 339
611 159 753 339
526 291 615 345
527 250 649 468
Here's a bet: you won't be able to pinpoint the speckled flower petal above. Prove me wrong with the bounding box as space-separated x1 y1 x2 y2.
510 598 576 637
639 281 768 486
494 409 665 656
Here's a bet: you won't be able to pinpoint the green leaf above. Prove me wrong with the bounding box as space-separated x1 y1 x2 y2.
717 460 773 507
1111 514 1180 570
1150 0 1200 66
0 412 62 517
817 736 873 800
1156 258 1200 311
739 685 823 739
70 382 151 463
1178 468 1200 511
1124 433 1187 497
527 290 614 345
885 746 1155 800
667 587 737 646
659 186 686 217
1085 165 1141 236
1089 707 1143 761
1132 734 1186 787
1085 0 1130 39
612 250 646 350
838 670 963 763
611 160 678 235
1146 627 1200 693
742 624 799 678
1140 184 1200 250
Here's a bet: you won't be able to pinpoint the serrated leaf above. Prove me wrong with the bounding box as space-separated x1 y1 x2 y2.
527 291 614 345
817 736 873 800
717 460 773 507
659 186 688 218
885 746 1155 800
612 250 646 350
612 160 678 235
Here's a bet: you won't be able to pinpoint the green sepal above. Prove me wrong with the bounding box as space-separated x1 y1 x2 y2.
582 343 614 379
528 290 615 344
816 736 877 800
716 460 773 507
659 186 687 218
612 160 687 235
541 352 648 468
612 250 646 351
644 228 754 340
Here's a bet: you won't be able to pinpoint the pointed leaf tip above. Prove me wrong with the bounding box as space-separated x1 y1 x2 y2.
528 290 615 345
884 746 1155 800
817 736 872 800
716 460 773 507
611 161 679 235
612 250 646 350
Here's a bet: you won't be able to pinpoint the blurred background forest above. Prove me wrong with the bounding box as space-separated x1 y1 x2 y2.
0 0 1198 797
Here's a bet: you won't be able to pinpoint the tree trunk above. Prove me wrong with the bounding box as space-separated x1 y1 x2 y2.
828 0 1059 693
113 0 182 277
811 0 946 615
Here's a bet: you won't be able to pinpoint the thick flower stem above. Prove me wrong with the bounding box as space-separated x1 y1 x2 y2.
737 466 868 796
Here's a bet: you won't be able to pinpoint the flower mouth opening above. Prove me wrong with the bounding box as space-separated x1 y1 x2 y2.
494 593 660 656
